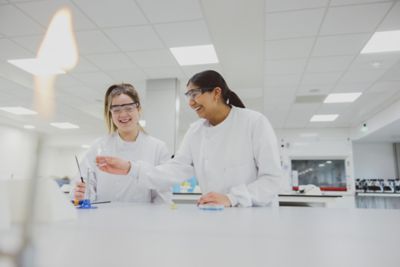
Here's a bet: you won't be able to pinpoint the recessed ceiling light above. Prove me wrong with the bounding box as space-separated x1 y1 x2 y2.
310 114 338 122
23 125 35 129
324 93 362 103
8 58 66 75
170 44 219 66
361 30 400 54
50 122 79 129
0 106 37 115
371 61 381 68
81 144 90 149
309 88 320 93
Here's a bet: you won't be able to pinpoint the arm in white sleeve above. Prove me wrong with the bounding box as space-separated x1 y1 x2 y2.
129 128 195 191
227 115 282 207
150 142 174 204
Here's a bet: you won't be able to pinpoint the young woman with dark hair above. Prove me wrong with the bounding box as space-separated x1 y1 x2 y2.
96 71 282 207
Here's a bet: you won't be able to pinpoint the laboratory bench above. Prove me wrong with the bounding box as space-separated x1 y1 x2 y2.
173 192 345 207
1 202 399 267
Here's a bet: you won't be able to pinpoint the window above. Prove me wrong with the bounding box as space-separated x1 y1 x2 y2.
291 159 347 191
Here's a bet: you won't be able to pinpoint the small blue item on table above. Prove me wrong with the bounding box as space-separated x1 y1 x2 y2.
77 199 97 209
198 204 224 211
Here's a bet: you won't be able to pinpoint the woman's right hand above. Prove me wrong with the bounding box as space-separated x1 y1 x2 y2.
74 181 86 201
96 156 131 175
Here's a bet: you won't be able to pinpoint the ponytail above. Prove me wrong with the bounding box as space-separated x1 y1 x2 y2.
226 90 245 108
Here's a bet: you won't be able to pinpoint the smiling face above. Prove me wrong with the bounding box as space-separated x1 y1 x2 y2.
110 93 140 134
186 82 221 120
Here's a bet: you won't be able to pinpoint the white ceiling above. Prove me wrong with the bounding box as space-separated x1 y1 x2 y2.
0 0 400 140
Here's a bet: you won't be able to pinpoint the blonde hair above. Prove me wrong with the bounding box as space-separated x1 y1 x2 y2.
104 83 144 133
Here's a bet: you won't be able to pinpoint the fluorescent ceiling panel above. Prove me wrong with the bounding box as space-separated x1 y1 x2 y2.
50 122 80 129
310 114 338 122
170 44 218 66
23 125 35 129
0 106 37 115
324 92 362 103
361 30 400 54
8 58 65 75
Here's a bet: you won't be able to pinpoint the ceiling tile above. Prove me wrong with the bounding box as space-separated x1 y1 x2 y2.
265 86 297 99
241 97 264 114
0 5 44 36
297 84 333 95
54 75 82 88
302 72 343 85
75 31 119 54
265 59 307 75
380 63 400 81
350 53 400 71
106 68 147 84
104 26 164 51
72 71 114 88
368 81 400 93
16 0 96 30
265 0 329 13
312 33 371 56
154 20 211 47
285 103 320 128
265 74 302 87
126 49 178 68
264 108 287 128
0 39 33 59
266 8 325 40
330 0 392 6
12 35 45 53
235 88 263 99
320 3 392 35
142 66 184 79
58 85 99 100
136 0 203 23
340 69 386 83
378 1 400 31
306 56 354 73
332 82 371 93
70 57 99 73
265 38 315 59
73 0 147 27
86 53 137 70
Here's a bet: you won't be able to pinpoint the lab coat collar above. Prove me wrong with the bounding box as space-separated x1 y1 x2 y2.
115 130 142 150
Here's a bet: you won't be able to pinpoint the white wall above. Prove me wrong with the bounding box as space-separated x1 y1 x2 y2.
38 133 102 180
353 142 396 179
0 125 38 180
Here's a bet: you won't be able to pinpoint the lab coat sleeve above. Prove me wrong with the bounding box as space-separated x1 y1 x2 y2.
129 128 195 191
150 141 174 204
227 115 282 207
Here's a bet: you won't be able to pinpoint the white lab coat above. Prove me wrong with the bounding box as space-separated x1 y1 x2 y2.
131 107 283 207
73 131 171 204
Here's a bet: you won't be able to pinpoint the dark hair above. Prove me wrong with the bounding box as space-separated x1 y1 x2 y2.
187 70 245 108
104 83 144 133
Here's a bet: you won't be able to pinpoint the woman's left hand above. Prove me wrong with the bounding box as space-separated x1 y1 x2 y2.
197 192 231 207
